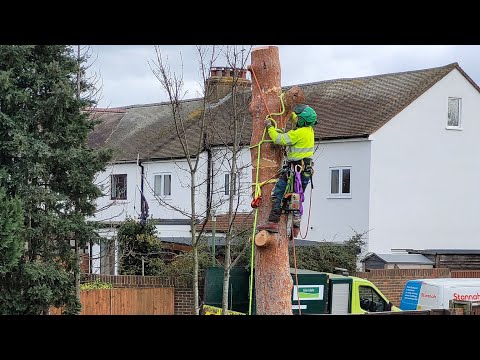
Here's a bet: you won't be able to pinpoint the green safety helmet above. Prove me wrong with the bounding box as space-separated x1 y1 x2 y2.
292 104 317 127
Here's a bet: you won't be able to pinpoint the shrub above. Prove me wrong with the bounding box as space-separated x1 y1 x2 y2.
80 279 113 291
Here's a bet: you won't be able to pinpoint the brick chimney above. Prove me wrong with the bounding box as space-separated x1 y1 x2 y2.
205 66 251 103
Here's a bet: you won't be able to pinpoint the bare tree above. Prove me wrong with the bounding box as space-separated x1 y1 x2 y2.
206 45 254 314
149 45 223 314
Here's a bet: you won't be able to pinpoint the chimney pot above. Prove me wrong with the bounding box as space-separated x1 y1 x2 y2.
206 66 251 103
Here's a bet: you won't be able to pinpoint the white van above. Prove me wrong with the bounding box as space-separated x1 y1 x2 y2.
400 278 480 310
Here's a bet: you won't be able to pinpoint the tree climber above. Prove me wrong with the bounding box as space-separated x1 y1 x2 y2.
257 104 317 236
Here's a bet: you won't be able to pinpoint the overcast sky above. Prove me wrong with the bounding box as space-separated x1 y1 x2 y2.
87 45 480 109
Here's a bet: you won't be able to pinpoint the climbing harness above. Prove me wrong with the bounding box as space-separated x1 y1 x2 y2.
284 159 315 240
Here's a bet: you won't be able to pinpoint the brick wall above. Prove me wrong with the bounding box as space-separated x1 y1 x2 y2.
174 287 195 315
82 274 203 315
451 270 480 278
354 268 451 306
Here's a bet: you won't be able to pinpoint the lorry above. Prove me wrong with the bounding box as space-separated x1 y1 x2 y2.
400 278 480 311
202 266 400 314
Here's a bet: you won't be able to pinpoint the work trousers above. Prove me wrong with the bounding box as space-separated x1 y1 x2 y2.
268 159 312 225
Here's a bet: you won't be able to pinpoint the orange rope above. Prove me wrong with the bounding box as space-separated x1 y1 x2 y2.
250 67 273 117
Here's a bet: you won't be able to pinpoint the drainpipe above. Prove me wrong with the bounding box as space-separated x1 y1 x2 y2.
89 239 93 274
138 160 148 225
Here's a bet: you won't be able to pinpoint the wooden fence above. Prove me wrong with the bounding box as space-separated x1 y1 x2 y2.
51 287 175 315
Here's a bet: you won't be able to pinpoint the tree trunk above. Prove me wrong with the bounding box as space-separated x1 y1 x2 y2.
193 244 199 315
248 46 292 315
222 244 231 314
222 102 238 313
74 239 81 311
191 173 200 315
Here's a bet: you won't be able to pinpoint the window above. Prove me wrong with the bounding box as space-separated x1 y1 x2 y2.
111 174 127 200
330 167 351 197
154 174 172 197
224 173 230 196
359 286 387 312
447 97 461 128
224 173 241 196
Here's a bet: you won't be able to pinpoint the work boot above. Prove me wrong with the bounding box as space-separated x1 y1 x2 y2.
257 222 279 233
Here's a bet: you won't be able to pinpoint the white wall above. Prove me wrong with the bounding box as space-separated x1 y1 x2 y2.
92 154 210 225
143 155 208 220
92 162 141 223
211 147 252 214
369 69 480 252
302 139 371 244
155 224 191 238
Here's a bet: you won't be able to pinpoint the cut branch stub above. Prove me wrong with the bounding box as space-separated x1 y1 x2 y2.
283 86 305 114
254 230 277 247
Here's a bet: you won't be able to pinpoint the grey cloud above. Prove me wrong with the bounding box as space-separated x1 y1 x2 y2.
88 45 480 108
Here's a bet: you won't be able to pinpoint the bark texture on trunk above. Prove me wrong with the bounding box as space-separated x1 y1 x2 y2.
249 46 293 315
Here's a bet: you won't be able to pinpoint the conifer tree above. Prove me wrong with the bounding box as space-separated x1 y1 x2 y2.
0 45 111 314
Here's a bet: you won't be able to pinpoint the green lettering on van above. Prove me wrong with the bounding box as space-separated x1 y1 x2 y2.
299 286 320 299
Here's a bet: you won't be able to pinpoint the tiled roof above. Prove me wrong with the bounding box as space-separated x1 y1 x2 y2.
300 62 459 140
88 99 205 161
89 63 472 160
197 212 254 233
363 253 434 265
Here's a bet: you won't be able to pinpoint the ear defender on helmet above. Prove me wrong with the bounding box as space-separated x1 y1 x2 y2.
297 117 306 127
292 104 317 127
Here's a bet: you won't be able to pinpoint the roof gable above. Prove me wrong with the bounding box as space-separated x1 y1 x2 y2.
301 63 458 140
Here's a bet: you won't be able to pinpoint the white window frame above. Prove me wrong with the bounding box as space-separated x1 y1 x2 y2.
328 166 351 199
153 173 172 198
446 97 462 130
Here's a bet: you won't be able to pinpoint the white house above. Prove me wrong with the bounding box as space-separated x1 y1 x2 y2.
87 63 480 274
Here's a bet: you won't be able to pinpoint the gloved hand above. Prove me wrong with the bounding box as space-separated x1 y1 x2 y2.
264 119 272 128
289 111 298 124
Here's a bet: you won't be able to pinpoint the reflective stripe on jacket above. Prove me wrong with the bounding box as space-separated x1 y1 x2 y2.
267 126 315 161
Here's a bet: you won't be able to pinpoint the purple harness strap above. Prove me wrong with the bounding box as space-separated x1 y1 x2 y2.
294 169 304 216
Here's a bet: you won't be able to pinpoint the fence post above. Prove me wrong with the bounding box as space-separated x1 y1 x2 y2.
110 289 113 315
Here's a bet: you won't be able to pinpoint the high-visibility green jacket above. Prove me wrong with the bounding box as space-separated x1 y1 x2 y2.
267 125 315 161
